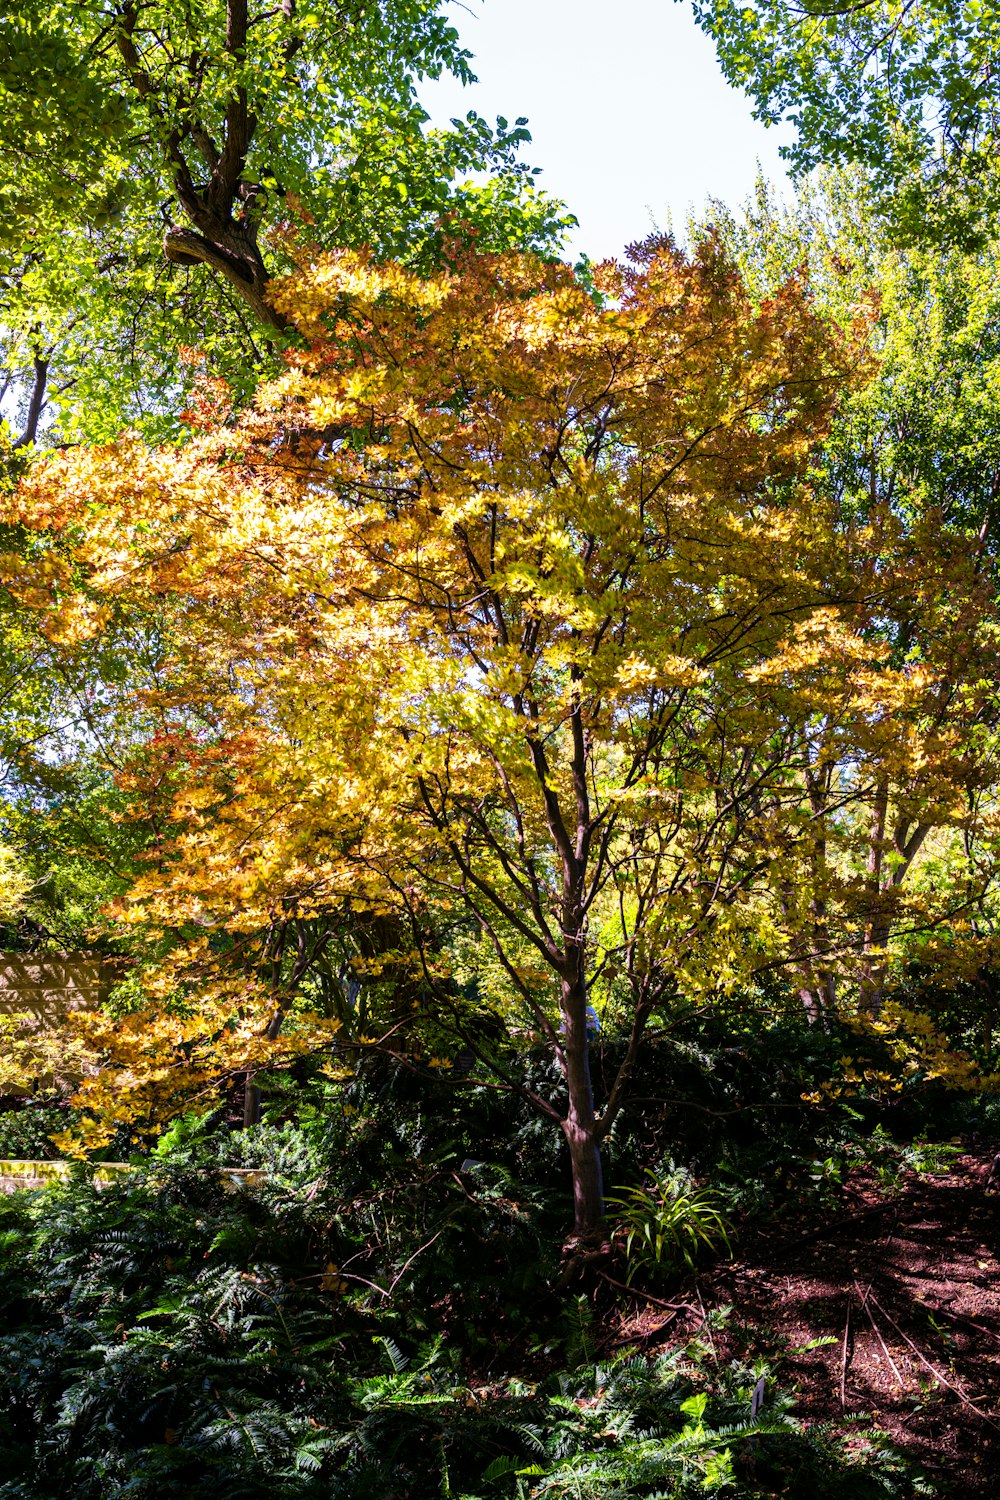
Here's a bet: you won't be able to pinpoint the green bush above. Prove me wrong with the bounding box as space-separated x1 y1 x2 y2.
0 1104 71 1160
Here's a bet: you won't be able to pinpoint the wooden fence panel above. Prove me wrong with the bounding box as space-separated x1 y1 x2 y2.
0 953 126 1094
0 954 122 1028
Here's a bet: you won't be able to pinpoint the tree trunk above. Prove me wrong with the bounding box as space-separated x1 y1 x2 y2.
802 747 835 1028
563 1109 604 1237
163 223 288 331
12 351 49 449
860 781 889 1013
560 971 604 1237
243 1071 261 1127
798 984 824 1025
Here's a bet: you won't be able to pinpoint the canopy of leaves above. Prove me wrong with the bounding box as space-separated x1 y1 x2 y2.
0 0 574 958
4 236 892 1139
690 0 1000 245
695 172 1000 1016
7 220 1000 1170
0 0 572 446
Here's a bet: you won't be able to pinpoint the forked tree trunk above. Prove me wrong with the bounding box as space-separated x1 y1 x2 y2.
163 222 288 332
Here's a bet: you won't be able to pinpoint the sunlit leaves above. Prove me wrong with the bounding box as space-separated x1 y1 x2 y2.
691 0 1000 244
6 236 879 1130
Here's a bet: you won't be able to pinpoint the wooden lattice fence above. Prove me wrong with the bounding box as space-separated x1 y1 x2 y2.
0 953 121 1025
0 953 125 1094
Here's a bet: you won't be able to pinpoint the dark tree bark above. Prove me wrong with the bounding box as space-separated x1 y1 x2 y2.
163 222 284 331
242 1072 262 1126
12 353 49 449
115 0 290 332
560 967 605 1236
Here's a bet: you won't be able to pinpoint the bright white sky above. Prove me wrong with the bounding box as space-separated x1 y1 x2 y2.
421 0 793 262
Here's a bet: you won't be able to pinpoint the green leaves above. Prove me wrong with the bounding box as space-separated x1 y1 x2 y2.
0 0 572 447
607 1165 733 1282
691 0 1000 245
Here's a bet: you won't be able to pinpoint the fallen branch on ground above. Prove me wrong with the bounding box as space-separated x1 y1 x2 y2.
854 1282 905 1387
597 1271 700 1317
839 1297 852 1407
867 1292 1000 1433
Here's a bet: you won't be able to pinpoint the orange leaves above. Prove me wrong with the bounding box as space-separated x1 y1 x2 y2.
56 990 344 1145
21 234 974 1138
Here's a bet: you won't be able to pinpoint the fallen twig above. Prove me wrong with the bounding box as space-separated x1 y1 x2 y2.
337 1230 444 1301
913 1298 1000 1347
597 1271 700 1317
387 1230 444 1298
854 1283 905 1388
867 1292 1000 1432
839 1297 852 1408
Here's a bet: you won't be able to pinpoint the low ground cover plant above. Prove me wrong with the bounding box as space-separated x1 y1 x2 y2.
0 1014 977 1494
0 1010 987 1495
607 1163 734 1283
0 1138 932 1500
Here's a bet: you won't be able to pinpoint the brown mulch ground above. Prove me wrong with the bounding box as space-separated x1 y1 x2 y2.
608 1149 1000 1497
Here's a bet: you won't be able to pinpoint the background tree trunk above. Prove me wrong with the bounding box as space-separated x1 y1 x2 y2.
243 1071 261 1127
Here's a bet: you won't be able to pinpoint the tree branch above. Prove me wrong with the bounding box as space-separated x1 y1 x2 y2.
12 352 49 449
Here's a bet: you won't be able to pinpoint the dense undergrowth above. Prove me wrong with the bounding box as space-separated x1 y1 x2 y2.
0 1009 990 1498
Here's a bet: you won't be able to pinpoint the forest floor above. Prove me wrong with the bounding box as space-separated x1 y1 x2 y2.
602 1147 1000 1498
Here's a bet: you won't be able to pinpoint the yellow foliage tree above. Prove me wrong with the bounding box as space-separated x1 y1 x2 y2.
11 238 998 1232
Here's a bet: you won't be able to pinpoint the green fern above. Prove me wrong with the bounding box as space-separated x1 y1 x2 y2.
0 1129 932 1500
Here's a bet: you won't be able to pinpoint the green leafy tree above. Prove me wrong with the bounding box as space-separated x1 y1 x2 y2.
703 172 1000 534
0 601 181 952
698 174 1000 1014
0 0 571 446
690 0 1000 245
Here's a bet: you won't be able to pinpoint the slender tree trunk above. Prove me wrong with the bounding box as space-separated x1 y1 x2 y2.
797 984 823 1025
241 1004 286 1127
243 1071 261 1126
780 876 825 1026
860 788 930 1014
860 780 889 1014
802 741 835 1027
559 968 604 1237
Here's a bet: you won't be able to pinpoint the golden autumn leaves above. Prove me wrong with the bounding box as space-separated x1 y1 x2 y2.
6 236 1000 1148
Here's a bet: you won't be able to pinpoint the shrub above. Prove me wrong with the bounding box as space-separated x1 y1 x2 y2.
607 1162 733 1283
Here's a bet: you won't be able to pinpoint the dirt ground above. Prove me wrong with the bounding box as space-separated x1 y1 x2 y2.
608 1149 1000 1497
